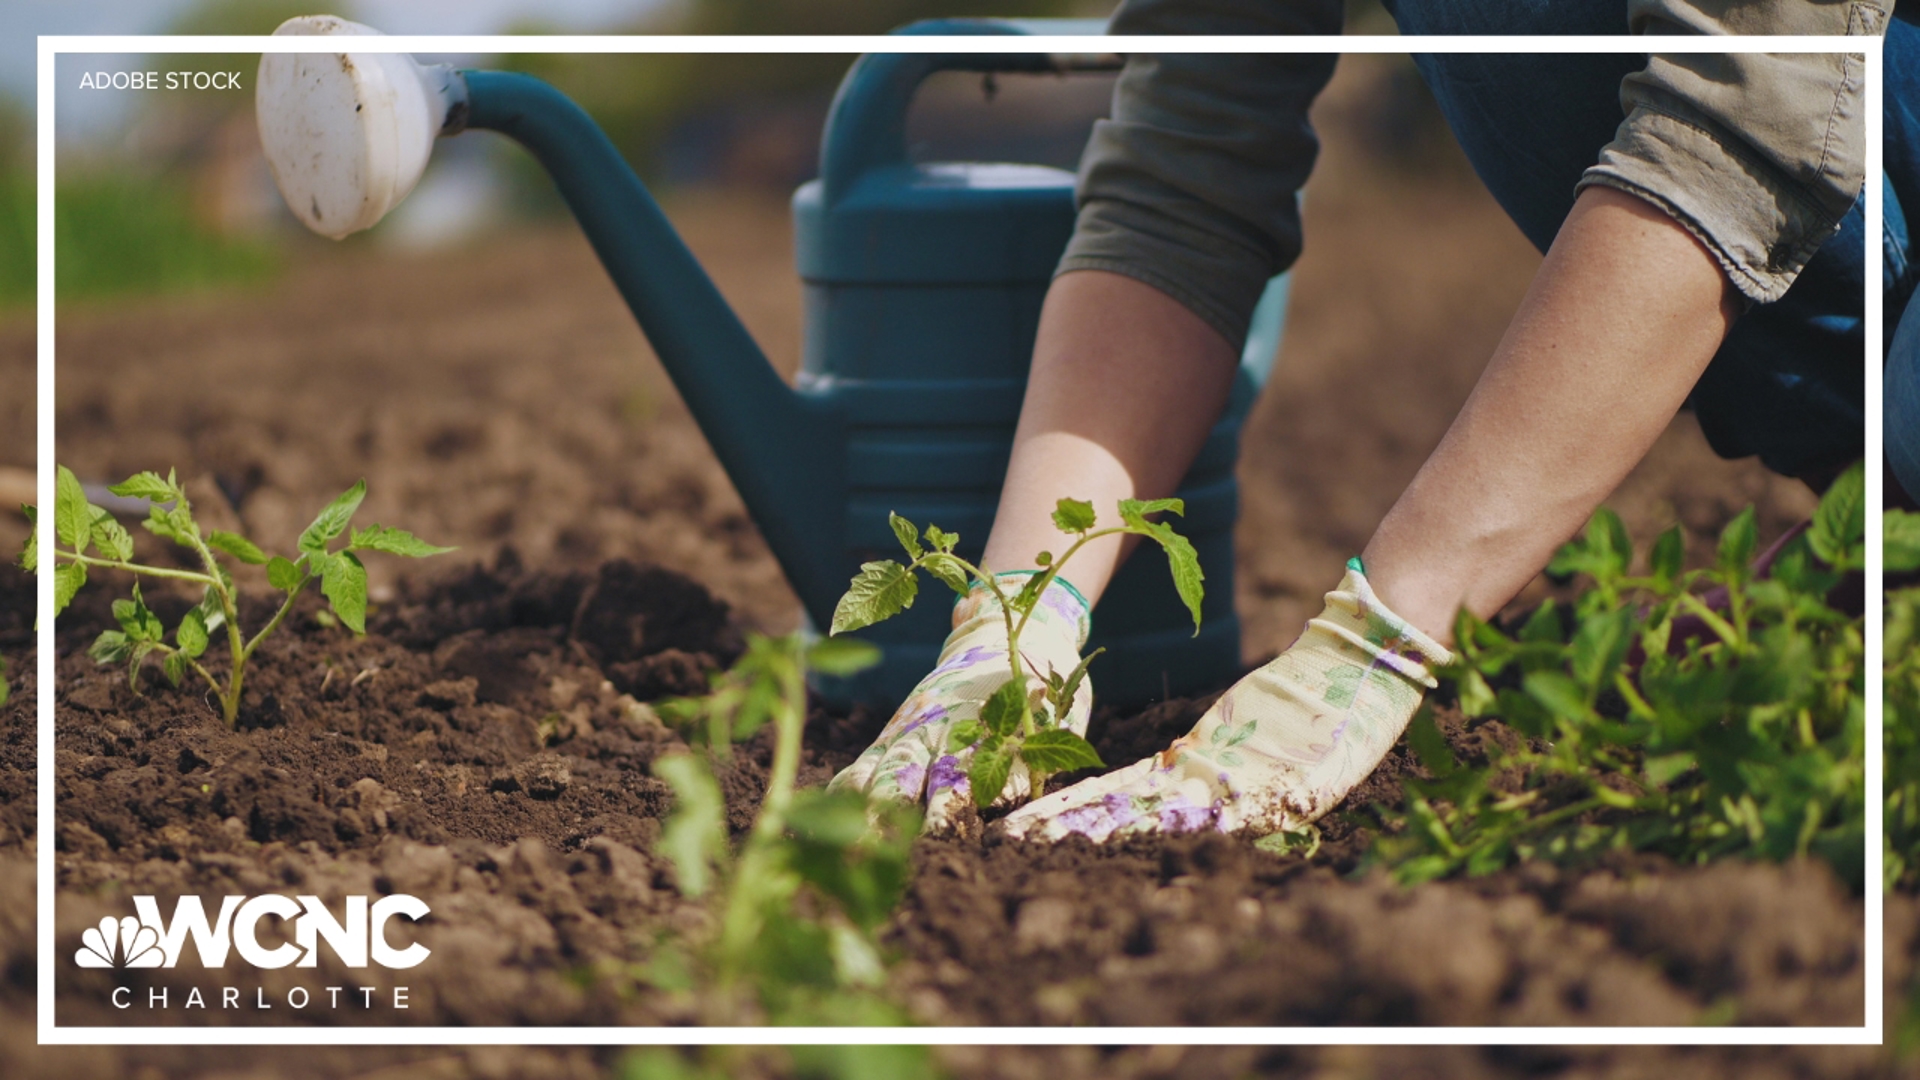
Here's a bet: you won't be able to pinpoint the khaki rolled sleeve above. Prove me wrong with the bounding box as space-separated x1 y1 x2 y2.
1578 0 1888 302
1056 0 1342 351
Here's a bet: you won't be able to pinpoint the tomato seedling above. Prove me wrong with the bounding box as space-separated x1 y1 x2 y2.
828 497 1204 809
33 465 452 727
648 633 922 1025
1369 462 1866 888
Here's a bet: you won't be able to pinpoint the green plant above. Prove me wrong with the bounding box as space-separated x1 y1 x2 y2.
54 172 278 303
1367 463 1866 888
828 497 1203 809
1886 507 1920 894
1888 507 1920 1055
33 465 451 727
646 632 925 1028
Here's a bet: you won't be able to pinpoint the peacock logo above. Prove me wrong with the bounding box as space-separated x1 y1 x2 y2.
74 915 165 969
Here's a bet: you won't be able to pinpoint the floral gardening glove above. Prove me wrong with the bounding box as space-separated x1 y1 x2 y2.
827 571 1093 831
1001 559 1451 842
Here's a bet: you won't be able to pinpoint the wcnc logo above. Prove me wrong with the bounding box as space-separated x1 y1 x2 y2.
74 894 431 970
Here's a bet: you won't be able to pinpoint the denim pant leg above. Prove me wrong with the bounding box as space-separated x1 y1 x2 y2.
1382 0 1866 481
1885 17 1920 499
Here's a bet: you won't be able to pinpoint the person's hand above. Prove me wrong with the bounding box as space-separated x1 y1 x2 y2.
827 571 1092 830
1001 560 1449 842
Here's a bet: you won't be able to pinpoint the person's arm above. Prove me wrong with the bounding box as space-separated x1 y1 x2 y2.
1361 184 1739 639
982 0 1342 598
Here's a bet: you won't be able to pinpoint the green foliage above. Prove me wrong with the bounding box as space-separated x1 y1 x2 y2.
1886 509 1920 893
833 499 1207 807
645 633 924 1026
0 168 29 309
54 172 278 304
35 465 450 726
622 1044 937 1080
1367 463 1866 889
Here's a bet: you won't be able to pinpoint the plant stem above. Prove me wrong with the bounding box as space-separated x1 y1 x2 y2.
59 552 215 587
718 645 806 981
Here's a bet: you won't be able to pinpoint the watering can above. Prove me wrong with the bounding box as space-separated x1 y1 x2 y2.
255 17 1289 708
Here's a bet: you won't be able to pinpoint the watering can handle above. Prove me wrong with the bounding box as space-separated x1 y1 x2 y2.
818 18 1118 203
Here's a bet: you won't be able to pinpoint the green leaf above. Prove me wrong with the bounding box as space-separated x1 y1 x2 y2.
1138 519 1205 633
1117 497 1185 528
1406 707 1455 777
194 587 227 636
1051 498 1096 534
979 676 1026 738
320 551 368 634
89 629 131 666
1808 461 1864 571
207 530 269 565
1047 646 1104 721
53 562 86 616
653 752 727 897
946 718 985 752
91 512 133 562
298 479 367 555
805 636 881 677
1716 506 1758 580
114 584 162 642
968 741 1014 809
55 466 91 551
348 524 455 559
142 504 181 544
1523 670 1593 725
19 505 35 572
889 512 922 559
1650 525 1684 587
829 560 917 636
924 524 958 554
162 651 187 688
107 471 176 502
266 555 303 592
1019 728 1105 773
1889 510 1920 574
920 553 971 595
176 609 209 659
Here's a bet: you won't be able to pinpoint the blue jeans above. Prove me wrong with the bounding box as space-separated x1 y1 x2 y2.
1885 16 1920 498
1383 0 1885 483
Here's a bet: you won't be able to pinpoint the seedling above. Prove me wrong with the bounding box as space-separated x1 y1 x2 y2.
648 632 923 1027
32 465 452 727
829 497 1204 809
1367 463 1867 888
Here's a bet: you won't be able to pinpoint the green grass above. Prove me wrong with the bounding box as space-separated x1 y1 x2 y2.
5 168 280 307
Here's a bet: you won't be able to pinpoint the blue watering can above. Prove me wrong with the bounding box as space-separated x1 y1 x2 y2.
255 17 1288 708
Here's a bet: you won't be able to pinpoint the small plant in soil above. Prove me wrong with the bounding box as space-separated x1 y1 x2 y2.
646 632 926 1028
30 465 452 727
829 497 1204 809
1369 462 1866 888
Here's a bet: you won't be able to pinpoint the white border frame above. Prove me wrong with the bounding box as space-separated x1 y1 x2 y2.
35 32 1885 1046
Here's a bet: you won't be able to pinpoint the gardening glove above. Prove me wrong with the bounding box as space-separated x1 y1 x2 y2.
827 571 1093 831
1001 559 1451 842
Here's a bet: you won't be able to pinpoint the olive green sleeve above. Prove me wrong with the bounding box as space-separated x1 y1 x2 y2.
1055 0 1342 351
1579 0 1889 302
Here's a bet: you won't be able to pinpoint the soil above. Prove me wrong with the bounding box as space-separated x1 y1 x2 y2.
1 52 1893 1080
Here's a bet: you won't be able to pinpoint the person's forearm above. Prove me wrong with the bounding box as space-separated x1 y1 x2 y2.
1362 185 1741 642
981 270 1240 603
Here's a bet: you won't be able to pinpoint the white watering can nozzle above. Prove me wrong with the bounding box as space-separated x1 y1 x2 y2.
255 16 467 240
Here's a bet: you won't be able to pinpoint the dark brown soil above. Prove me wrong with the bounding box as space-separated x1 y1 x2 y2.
4 51 1887 1079
15 546 1869 1033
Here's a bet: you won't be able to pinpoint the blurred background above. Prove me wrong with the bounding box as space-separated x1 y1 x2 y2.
1 0 1424 309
